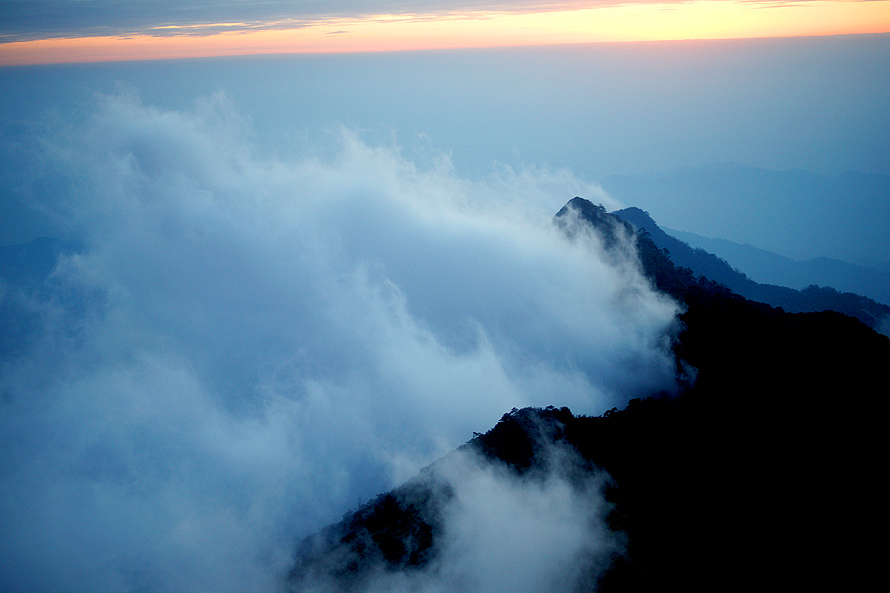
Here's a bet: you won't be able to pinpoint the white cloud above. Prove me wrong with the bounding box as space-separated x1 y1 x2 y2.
294 443 620 593
0 91 678 592
428 446 620 593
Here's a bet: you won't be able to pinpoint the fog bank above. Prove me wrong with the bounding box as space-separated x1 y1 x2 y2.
0 92 679 592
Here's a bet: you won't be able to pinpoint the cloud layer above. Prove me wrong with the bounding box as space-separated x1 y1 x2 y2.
0 92 679 592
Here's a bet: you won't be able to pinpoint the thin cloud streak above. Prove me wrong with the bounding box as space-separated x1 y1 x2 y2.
0 0 884 42
4 2 890 65
0 1 609 42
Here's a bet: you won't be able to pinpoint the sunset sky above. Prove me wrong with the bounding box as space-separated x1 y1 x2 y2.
2 0 890 64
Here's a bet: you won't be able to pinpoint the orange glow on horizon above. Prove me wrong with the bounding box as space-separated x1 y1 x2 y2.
2 1 889 66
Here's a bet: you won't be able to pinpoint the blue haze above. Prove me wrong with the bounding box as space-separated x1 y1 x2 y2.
3 34 890 250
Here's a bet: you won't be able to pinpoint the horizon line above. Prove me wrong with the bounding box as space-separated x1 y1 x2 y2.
2 1 889 66
2 30 889 68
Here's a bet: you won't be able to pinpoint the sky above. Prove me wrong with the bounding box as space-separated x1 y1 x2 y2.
1 0 890 64
1 2 889 592
3 34 889 256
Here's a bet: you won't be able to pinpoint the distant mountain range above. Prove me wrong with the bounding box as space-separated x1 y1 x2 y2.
665 226 890 305
285 197 889 592
599 162 890 266
612 207 890 331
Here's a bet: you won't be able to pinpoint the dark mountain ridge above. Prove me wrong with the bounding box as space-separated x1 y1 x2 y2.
285 197 889 592
613 206 890 330
2 207 883 592
665 226 890 305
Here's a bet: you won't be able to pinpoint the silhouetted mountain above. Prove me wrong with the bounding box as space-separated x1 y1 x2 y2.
612 206 890 330
665 227 890 306
286 198 889 592
288 406 585 592
554 198 633 252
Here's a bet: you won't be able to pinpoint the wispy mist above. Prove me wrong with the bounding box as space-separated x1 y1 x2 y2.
292 441 620 593
0 92 679 592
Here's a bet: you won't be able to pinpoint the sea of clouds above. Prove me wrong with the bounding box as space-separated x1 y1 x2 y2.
0 92 680 592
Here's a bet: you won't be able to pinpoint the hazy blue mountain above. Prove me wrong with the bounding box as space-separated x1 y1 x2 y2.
857 257 890 273
600 163 890 265
612 206 890 330
664 227 890 306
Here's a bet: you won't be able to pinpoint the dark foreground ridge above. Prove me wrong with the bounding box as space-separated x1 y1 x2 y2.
612 205 890 329
286 198 889 592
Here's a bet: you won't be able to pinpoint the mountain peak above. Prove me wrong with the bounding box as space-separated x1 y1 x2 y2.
553 197 635 253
